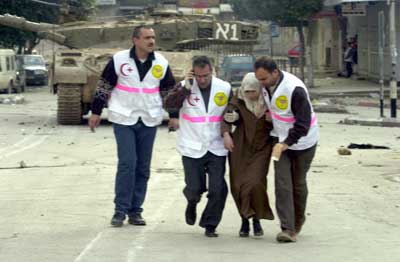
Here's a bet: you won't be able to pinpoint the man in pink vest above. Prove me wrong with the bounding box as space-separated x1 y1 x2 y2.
164 56 232 237
255 56 318 243
88 25 176 227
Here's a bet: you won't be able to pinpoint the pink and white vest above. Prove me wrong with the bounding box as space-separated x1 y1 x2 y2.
108 49 168 126
177 77 231 158
262 71 318 150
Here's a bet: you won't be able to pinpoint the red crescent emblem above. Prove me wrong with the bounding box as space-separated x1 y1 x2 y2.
120 63 128 76
187 92 200 106
120 63 134 76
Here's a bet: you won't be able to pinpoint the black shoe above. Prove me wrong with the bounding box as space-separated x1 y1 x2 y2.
253 219 264 236
204 226 218 237
239 218 250 237
110 212 125 227
128 213 146 226
185 202 197 225
295 217 306 235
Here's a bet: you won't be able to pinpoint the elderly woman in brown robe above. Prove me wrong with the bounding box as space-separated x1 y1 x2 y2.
221 72 274 237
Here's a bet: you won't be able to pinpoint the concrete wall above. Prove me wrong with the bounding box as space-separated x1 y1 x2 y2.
349 2 400 81
271 27 299 57
310 16 342 74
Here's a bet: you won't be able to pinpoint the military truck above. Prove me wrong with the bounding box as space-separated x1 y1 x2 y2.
0 12 259 124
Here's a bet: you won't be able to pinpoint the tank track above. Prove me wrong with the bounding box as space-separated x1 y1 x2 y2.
57 84 82 125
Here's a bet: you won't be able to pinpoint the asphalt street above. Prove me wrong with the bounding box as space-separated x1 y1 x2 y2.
0 86 399 262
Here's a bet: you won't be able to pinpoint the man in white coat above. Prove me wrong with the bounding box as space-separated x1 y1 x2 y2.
165 56 231 237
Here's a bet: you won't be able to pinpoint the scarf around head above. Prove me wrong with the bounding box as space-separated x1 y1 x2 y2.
237 72 267 118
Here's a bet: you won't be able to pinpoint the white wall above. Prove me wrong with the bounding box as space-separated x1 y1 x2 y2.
354 2 400 80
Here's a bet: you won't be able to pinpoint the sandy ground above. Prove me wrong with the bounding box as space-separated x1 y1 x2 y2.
0 87 399 262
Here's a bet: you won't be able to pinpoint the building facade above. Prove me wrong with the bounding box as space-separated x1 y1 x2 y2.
324 0 400 81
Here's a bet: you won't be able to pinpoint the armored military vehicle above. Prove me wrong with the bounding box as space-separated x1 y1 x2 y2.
0 12 259 124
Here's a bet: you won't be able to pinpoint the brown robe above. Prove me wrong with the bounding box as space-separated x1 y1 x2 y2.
221 96 274 220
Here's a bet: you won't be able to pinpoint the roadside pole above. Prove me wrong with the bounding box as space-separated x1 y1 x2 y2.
270 22 274 57
389 0 397 118
378 11 385 117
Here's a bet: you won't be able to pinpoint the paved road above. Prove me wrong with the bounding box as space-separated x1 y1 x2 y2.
0 88 399 262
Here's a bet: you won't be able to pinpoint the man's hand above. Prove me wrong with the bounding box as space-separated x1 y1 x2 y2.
223 132 234 152
88 114 101 132
168 118 179 131
224 111 239 123
184 70 194 90
271 143 288 161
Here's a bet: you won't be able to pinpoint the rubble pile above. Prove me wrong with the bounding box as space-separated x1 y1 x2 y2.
0 95 25 105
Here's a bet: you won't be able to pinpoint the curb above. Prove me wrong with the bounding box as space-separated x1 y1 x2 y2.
341 117 400 127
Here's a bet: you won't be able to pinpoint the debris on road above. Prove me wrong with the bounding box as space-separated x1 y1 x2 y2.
0 163 67 170
312 99 349 114
347 143 390 149
337 147 352 155
0 95 25 105
19 161 27 168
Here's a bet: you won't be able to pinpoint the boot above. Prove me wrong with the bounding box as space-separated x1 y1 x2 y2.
185 202 197 225
253 218 264 236
239 218 250 237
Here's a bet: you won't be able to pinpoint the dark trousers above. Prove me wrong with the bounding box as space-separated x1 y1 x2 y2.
274 143 317 231
182 151 228 228
113 121 157 216
346 62 353 77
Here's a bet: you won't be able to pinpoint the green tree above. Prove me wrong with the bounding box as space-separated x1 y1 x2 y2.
0 0 96 53
229 0 324 83
0 0 58 52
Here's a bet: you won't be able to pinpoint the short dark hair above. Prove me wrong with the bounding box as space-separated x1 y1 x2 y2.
192 56 213 70
132 25 153 38
254 56 278 73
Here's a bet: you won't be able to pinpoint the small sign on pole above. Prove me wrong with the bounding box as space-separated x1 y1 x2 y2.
270 22 280 38
342 3 367 16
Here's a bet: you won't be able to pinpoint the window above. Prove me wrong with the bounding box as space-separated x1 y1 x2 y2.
11 56 15 70
6 57 10 71
24 56 45 66
0 58 3 72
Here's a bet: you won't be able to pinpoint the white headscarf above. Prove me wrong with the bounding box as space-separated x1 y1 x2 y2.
237 72 267 119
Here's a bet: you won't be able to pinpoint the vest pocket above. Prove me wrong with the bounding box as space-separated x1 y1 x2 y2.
108 103 132 117
148 107 163 118
178 137 202 150
152 95 162 105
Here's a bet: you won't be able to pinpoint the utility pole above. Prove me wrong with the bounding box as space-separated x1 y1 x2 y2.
389 0 398 118
378 11 385 117
270 22 274 57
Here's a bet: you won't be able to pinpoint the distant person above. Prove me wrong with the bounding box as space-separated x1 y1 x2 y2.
351 36 358 74
164 56 232 237
254 56 319 243
344 41 356 77
88 25 176 227
338 41 356 78
221 72 274 238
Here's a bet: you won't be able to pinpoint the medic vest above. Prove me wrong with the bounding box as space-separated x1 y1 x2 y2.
108 49 168 126
177 77 231 158
262 71 318 150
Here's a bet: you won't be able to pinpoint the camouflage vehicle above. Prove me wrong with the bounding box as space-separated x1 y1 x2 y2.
0 12 259 124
